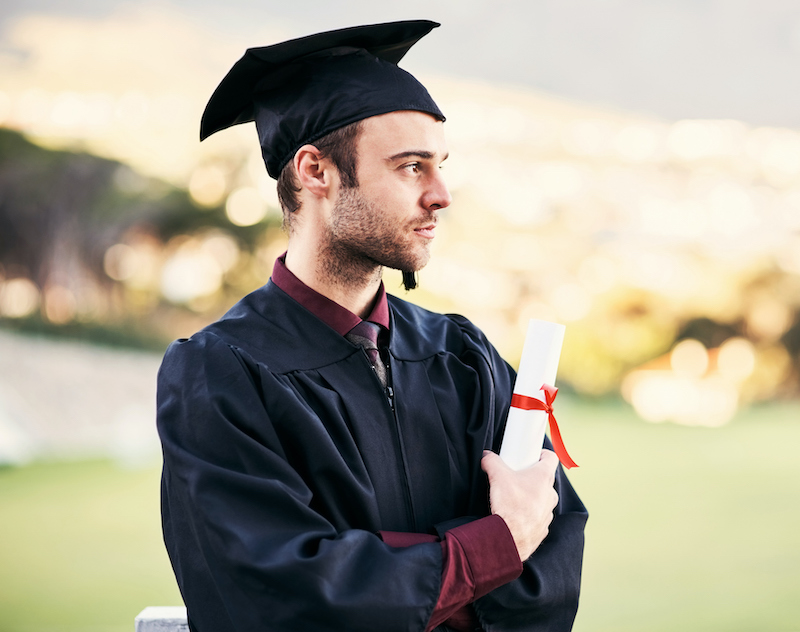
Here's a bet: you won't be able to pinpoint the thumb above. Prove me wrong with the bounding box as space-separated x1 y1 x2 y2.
481 450 510 480
538 449 560 471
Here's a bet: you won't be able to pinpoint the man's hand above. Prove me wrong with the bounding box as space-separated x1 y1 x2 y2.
481 449 559 562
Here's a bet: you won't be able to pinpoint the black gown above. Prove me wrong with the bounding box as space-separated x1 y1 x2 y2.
157 280 588 632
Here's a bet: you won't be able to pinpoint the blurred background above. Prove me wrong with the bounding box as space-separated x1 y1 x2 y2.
1 1 798 630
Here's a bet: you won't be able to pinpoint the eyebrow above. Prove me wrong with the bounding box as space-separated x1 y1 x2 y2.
386 150 449 162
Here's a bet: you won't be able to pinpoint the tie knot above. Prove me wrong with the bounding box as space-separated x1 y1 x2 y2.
346 320 380 350
345 320 387 387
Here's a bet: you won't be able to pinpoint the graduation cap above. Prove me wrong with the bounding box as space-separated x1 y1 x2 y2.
200 20 445 180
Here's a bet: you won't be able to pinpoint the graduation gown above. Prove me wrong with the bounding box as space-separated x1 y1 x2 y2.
157 280 588 632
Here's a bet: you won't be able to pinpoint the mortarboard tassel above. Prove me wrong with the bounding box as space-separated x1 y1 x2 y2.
402 270 417 290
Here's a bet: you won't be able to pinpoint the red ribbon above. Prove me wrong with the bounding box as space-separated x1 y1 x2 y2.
510 384 578 469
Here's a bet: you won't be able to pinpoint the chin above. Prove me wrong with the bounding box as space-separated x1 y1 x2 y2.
377 253 428 274
397 257 430 273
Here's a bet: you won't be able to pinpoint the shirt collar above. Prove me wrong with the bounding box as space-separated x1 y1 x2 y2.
271 253 390 336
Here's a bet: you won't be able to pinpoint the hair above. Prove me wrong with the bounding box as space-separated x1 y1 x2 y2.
276 120 363 228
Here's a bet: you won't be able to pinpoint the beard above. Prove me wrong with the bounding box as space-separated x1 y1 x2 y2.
318 186 436 286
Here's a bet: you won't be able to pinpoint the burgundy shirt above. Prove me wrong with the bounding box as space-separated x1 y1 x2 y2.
271 256 522 631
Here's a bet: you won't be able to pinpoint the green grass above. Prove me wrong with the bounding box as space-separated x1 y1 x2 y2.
563 399 800 632
0 400 798 631
0 459 181 632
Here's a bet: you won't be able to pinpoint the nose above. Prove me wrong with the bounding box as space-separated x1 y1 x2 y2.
423 170 452 211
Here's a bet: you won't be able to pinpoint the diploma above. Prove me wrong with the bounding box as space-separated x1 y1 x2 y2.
500 319 576 470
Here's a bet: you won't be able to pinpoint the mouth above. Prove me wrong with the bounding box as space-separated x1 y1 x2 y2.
413 223 437 240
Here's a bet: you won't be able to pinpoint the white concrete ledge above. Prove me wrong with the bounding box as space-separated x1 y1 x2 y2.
135 607 188 632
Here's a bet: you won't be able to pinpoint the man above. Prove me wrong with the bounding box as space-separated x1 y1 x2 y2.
157 20 587 632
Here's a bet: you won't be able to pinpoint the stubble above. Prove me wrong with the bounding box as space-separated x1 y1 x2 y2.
318 187 434 289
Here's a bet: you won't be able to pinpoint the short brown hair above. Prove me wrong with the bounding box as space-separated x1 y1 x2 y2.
276 120 363 225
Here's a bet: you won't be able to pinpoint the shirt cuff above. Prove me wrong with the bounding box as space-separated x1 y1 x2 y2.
429 515 522 631
377 531 439 547
378 516 522 632
446 514 522 601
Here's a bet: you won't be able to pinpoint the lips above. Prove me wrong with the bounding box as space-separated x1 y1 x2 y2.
414 222 437 239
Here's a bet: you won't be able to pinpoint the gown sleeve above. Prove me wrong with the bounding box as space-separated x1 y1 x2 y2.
157 332 444 632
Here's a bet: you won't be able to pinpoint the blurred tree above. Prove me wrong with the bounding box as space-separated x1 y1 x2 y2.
781 316 800 397
0 129 280 347
677 317 741 349
0 129 230 286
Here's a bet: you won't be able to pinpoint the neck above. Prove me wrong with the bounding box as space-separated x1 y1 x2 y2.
284 242 382 319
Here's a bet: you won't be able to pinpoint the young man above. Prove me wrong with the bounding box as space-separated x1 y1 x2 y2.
157 20 587 632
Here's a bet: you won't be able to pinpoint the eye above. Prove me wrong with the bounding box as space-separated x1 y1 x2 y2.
402 162 421 174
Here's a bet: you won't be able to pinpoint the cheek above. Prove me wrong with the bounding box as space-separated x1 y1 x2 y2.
379 188 418 218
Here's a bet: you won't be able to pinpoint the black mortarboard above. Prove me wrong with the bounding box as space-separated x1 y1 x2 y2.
200 20 445 179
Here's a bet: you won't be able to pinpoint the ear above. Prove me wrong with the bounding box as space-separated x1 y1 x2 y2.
293 144 336 199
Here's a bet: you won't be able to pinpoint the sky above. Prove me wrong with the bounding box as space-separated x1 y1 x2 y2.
3 0 800 128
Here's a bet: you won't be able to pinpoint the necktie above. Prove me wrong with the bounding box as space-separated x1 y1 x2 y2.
346 320 387 387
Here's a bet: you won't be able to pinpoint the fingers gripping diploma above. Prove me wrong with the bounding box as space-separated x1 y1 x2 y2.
481 449 559 562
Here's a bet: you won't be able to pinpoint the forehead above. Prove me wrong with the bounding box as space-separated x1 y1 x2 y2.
357 110 447 158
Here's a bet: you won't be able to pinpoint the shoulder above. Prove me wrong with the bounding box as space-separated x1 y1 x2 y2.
157 282 281 385
158 330 255 394
161 280 364 375
387 294 498 362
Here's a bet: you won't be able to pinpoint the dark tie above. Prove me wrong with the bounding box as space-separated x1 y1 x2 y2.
346 321 387 387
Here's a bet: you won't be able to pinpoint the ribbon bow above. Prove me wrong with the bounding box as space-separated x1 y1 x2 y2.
510 384 578 469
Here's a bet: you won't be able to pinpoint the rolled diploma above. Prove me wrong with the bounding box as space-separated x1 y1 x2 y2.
499 319 565 470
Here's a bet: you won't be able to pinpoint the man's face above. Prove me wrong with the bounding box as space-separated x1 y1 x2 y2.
324 110 451 274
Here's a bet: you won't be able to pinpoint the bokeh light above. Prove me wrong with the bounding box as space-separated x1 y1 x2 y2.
188 165 228 208
0 279 40 318
225 187 268 226
160 239 224 304
717 337 756 382
670 339 709 378
43 285 77 324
